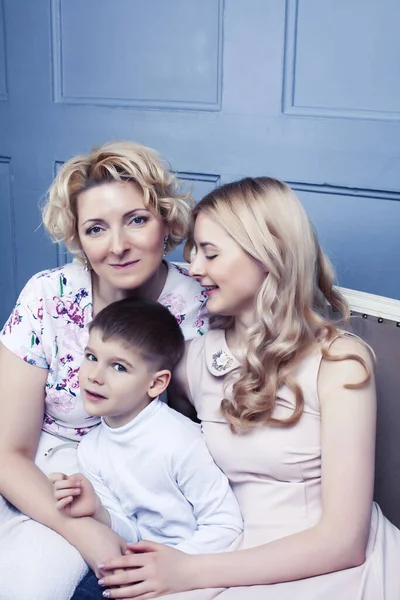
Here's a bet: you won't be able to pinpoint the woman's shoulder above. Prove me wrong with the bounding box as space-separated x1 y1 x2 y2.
30 261 89 289
325 331 373 358
21 261 91 300
1 261 91 362
160 261 208 339
318 331 375 390
163 261 202 294
296 331 372 372
186 330 208 357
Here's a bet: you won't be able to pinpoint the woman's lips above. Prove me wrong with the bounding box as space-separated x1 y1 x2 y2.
204 286 219 296
110 260 140 270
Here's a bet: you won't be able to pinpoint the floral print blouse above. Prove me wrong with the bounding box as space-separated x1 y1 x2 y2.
1 261 208 441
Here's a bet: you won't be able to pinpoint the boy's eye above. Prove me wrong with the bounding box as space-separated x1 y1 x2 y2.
85 352 96 362
112 363 126 373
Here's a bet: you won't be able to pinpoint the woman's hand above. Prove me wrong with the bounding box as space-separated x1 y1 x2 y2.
98 541 195 599
66 518 127 578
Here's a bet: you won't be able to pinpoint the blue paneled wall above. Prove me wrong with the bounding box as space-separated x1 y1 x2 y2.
0 0 399 325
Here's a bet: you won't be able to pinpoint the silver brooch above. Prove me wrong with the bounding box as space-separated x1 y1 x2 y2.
212 349 234 372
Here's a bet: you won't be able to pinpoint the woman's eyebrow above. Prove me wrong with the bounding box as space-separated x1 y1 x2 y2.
199 241 218 249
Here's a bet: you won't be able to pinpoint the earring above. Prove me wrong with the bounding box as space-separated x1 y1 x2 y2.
83 254 90 272
163 236 168 256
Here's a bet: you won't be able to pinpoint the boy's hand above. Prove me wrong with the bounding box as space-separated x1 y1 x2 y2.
48 472 100 518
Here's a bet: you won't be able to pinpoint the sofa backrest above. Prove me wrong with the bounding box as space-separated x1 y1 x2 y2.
348 313 400 529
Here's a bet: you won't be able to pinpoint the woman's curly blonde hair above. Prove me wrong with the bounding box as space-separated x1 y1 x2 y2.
185 177 371 434
42 140 192 258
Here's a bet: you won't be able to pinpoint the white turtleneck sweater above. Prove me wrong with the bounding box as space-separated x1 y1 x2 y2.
77 398 243 554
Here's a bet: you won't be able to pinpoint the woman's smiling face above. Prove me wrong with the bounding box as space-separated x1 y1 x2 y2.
77 180 167 293
189 212 266 319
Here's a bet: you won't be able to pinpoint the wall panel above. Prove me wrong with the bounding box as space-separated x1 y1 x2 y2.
51 0 223 110
0 158 15 324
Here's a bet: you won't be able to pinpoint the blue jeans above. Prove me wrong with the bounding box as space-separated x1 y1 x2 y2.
70 570 103 600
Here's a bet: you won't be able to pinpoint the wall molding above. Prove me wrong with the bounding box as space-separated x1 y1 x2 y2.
53 160 69 266
177 172 221 185
282 0 400 122
50 0 224 111
0 157 16 297
0 0 8 101
287 180 400 202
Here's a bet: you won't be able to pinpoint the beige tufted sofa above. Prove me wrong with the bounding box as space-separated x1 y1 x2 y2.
344 300 400 529
322 286 400 529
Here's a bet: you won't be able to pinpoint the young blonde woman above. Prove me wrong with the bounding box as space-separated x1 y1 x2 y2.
0 141 207 600
97 177 400 600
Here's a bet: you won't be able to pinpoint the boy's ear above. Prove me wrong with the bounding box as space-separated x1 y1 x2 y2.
148 370 171 399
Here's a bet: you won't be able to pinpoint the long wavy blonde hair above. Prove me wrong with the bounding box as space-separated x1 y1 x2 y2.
42 140 192 259
185 177 371 433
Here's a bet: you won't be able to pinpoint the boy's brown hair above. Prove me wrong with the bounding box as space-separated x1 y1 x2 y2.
89 298 185 372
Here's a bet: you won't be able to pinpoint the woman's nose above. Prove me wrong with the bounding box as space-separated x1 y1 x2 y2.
188 254 205 279
109 229 128 256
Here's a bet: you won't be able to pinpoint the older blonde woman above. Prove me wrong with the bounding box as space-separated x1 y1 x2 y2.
0 141 207 600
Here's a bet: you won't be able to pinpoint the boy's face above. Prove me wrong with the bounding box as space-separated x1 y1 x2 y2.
79 328 169 428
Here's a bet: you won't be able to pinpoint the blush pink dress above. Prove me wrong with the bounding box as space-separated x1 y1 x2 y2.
165 329 400 600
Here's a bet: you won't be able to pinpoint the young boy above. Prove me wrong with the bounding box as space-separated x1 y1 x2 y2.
50 298 242 554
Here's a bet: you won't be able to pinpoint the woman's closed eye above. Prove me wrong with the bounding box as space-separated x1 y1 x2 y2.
205 254 217 260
